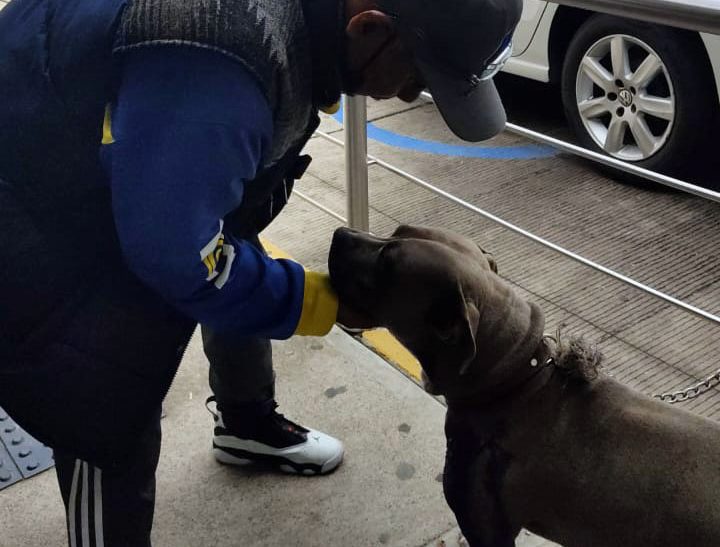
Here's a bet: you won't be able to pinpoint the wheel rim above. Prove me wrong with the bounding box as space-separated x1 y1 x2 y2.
575 34 676 162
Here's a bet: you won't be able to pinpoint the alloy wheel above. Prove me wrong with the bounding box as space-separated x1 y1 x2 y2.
575 34 675 162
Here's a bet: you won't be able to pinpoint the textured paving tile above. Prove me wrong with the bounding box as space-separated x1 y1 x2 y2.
0 408 54 492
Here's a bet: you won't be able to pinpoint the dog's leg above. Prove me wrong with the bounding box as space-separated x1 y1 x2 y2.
449 495 518 547
444 441 519 547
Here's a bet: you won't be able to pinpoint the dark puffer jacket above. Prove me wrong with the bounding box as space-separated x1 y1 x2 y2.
0 0 341 470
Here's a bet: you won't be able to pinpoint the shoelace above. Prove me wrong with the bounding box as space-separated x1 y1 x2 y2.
205 395 309 434
270 405 309 435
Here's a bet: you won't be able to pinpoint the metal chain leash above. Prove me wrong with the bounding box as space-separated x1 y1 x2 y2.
540 333 720 405
652 368 720 404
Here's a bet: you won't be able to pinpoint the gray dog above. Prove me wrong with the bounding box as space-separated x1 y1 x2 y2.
328 225 720 547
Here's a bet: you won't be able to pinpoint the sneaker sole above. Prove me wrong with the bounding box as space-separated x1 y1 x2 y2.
213 449 253 467
212 446 343 476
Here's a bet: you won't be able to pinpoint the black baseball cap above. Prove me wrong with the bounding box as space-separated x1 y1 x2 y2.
378 0 523 142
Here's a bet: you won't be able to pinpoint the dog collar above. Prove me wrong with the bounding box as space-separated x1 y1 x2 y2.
530 335 557 369
446 338 556 408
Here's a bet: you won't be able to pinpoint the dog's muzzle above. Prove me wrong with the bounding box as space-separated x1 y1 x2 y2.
329 228 383 288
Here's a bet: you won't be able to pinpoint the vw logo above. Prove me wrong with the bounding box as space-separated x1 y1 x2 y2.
619 89 633 107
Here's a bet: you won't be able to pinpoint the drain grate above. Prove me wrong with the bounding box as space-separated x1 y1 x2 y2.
0 407 54 491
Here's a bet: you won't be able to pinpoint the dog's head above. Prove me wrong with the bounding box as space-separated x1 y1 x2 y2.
329 225 543 399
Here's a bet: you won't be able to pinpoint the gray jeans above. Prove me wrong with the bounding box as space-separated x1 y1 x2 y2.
202 328 274 405
202 235 275 408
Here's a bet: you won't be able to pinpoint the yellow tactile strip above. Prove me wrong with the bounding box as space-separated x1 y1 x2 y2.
360 330 421 381
262 238 422 382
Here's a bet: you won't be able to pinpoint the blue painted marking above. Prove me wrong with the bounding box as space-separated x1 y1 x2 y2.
332 106 556 160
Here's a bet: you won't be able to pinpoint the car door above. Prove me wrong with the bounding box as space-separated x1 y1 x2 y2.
512 0 550 56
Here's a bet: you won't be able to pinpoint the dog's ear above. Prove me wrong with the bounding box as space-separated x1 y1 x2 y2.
390 224 416 239
478 245 498 274
429 283 481 375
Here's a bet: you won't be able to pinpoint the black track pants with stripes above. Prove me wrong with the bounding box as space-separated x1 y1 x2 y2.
54 409 161 547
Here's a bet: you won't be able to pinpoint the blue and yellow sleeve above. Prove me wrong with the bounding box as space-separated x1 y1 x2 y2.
103 46 338 339
294 271 339 336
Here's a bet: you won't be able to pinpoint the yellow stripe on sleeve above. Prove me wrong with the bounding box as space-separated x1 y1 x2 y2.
294 271 339 336
320 101 340 115
101 104 115 145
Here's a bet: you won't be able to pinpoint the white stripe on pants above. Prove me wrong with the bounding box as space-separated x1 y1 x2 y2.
67 460 104 547
81 462 90 546
68 460 81 547
94 467 104 547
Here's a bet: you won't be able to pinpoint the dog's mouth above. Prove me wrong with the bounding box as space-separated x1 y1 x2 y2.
330 278 377 331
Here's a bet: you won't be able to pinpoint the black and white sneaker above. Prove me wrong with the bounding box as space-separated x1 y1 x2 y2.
206 396 344 475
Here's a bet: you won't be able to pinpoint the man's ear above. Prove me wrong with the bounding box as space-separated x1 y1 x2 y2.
429 283 480 375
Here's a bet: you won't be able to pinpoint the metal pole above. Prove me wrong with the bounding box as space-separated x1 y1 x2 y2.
294 189 348 224
551 0 720 35
505 123 720 204
344 95 370 231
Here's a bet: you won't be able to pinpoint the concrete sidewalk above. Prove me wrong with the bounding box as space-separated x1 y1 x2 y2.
1 326 558 546
1 328 456 546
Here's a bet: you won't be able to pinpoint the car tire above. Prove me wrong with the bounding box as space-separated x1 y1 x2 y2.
561 14 718 180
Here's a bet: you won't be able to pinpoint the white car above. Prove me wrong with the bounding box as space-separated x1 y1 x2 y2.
503 1 720 176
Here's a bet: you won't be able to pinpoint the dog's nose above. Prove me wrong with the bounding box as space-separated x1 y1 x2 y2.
331 227 369 253
333 227 362 241
329 228 355 277
329 227 378 281
330 227 353 254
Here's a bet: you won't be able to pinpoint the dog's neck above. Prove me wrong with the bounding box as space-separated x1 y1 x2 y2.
443 337 556 409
